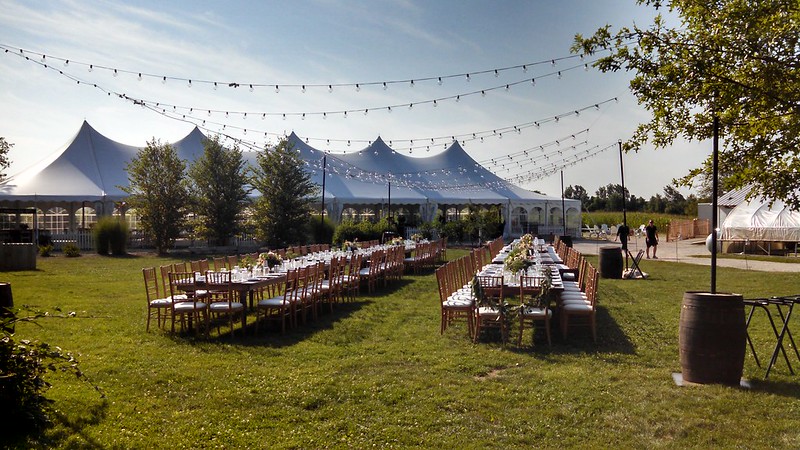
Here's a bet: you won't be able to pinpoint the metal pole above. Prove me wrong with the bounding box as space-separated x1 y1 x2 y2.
560 170 566 236
618 140 627 227
619 140 628 269
711 116 719 294
388 180 392 220
320 154 327 226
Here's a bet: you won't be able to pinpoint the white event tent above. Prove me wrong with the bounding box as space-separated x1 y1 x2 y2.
0 121 581 239
722 197 800 243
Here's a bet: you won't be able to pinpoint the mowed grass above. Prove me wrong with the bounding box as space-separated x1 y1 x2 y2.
4 250 800 448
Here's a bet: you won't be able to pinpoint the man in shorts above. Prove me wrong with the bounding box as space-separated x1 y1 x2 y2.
645 220 658 259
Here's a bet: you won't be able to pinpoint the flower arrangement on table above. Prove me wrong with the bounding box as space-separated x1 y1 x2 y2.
390 236 405 246
516 233 534 255
239 255 256 270
410 233 423 243
258 251 283 268
503 249 528 275
342 240 360 251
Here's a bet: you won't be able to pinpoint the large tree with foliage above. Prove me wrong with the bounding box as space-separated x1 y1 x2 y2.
250 138 317 248
0 137 12 182
572 0 800 207
188 136 250 246
122 139 189 255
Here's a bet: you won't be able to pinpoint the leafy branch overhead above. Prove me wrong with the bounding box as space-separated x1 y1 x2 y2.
572 0 800 207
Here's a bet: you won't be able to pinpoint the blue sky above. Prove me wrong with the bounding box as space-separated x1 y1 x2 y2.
0 0 709 198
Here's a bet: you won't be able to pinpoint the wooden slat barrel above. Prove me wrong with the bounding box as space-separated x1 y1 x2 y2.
598 246 622 279
679 291 745 385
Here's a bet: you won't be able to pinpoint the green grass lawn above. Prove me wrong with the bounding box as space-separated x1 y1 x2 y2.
4 251 800 448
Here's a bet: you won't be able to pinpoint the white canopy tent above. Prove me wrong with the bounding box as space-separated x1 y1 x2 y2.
0 121 581 238
722 197 800 242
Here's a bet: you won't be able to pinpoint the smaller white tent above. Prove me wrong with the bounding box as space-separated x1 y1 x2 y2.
721 198 800 242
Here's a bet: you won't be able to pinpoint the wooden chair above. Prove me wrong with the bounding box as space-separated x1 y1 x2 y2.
518 275 553 347
256 269 298 333
436 264 475 337
359 249 384 294
226 255 239 269
473 274 507 343
168 271 208 336
560 264 599 342
205 270 246 337
143 267 173 331
213 256 228 271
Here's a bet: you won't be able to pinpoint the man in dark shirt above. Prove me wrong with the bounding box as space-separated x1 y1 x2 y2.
615 223 630 251
645 220 659 259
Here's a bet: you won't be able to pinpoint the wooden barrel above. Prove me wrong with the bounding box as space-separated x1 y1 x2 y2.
0 282 12 309
679 291 745 385
598 246 622 279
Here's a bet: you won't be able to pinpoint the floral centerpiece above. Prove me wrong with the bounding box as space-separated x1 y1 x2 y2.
342 240 360 251
410 233 422 243
516 233 534 255
390 236 405 246
503 248 527 275
258 251 283 268
239 255 256 270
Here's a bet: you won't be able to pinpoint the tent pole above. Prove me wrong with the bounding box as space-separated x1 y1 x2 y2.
619 140 628 269
711 116 719 294
560 170 566 237
320 154 327 227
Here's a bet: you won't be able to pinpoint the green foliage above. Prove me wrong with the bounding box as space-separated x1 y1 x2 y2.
332 218 395 244
121 139 189 254
187 136 250 246
38 245 53 257
572 0 800 208
62 243 80 257
93 216 129 255
251 138 317 248
308 215 336 244
0 307 101 439
0 136 12 182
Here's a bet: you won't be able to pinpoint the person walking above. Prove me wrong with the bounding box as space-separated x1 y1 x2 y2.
645 219 659 259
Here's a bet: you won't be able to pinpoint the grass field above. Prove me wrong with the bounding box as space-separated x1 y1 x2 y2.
4 250 800 448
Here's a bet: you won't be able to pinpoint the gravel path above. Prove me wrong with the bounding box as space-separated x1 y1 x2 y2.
571 237 800 273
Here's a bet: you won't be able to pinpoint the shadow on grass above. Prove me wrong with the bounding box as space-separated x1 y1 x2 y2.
4 399 109 450
483 305 637 357
169 277 415 346
746 379 800 399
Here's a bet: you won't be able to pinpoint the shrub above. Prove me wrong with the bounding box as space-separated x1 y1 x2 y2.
38 245 53 257
0 308 101 437
93 217 129 255
62 243 81 257
308 215 336 245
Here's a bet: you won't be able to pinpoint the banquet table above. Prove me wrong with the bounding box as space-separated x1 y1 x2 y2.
178 273 287 309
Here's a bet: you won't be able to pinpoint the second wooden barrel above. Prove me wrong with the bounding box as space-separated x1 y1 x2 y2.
598 246 622 279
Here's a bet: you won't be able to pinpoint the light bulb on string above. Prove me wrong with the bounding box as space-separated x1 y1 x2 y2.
433 100 437 107
64 59 69 66
355 83 360 92
531 78 536 86
437 77 442 85
382 82 387 90
162 76 166 84
328 85 333 93
188 79 192 87
113 69 118 77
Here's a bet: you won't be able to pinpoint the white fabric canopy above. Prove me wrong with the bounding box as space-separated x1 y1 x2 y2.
722 198 800 242
0 121 580 236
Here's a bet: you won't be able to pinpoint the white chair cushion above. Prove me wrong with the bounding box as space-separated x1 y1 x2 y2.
477 306 502 316
258 297 291 307
149 298 173 307
562 302 594 312
209 302 244 311
520 306 551 318
174 301 207 312
358 268 370 276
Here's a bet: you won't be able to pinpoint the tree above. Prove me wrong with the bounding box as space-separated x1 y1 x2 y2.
0 137 12 182
663 184 687 215
572 0 800 207
122 139 189 255
564 185 590 205
250 138 317 248
188 136 250 246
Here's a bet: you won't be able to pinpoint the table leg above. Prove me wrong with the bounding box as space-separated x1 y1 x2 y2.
766 301 795 379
